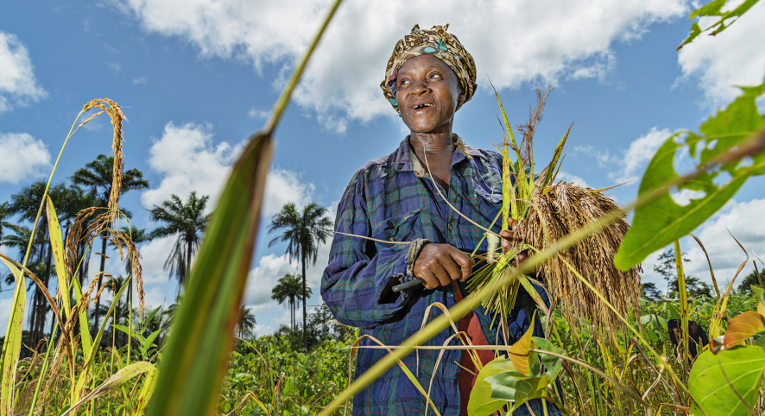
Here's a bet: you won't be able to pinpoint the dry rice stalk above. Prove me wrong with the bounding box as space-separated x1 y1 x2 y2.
515 182 642 331
110 228 145 312
80 99 126 223
93 273 113 306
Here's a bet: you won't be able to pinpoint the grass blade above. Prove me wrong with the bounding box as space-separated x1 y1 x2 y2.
145 3 343 415
0 258 25 416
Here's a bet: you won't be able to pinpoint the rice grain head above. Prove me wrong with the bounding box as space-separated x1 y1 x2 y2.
516 182 641 332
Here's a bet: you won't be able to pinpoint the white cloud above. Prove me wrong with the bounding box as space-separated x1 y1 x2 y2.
0 132 52 184
118 0 688 130
575 127 672 185
141 122 316 217
683 199 765 285
557 171 590 188
0 31 46 113
136 235 177 285
133 76 148 84
677 1 765 108
613 127 671 183
141 122 244 208
247 107 270 118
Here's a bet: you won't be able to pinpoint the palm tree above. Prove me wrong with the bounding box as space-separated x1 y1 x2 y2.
271 273 312 330
148 192 211 289
236 306 257 339
267 202 332 351
72 154 149 333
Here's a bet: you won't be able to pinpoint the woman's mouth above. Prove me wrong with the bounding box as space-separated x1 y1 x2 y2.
413 103 433 110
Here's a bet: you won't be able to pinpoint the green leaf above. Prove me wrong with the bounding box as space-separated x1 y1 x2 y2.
485 372 550 403
0 257 25 415
678 0 760 50
62 361 156 416
689 346 765 416
467 358 516 416
615 80 765 270
532 337 564 380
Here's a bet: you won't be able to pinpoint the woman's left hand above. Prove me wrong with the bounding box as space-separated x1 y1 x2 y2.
498 218 536 272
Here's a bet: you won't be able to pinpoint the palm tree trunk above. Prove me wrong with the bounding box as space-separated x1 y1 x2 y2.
302 251 307 351
40 244 53 348
92 232 108 334
185 237 192 287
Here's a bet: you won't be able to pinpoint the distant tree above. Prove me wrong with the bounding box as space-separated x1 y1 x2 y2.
236 306 257 339
738 266 765 293
271 273 311 329
653 248 691 296
268 202 332 351
73 154 148 334
0 202 13 242
641 282 662 301
149 192 211 290
668 275 713 298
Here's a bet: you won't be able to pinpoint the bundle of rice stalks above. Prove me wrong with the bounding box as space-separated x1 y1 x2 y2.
518 183 641 330
466 86 641 331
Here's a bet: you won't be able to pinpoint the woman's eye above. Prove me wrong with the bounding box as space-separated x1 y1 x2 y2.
430 72 442 79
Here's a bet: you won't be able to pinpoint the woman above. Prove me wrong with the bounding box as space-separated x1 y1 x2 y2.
321 24 560 416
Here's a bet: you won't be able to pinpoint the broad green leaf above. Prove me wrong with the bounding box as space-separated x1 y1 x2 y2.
615 80 765 270
723 311 765 349
485 372 550 406
689 346 765 416
45 196 71 318
532 337 564 380
508 315 535 376
468 358 516 416
0 257 25 416
62 361 155 416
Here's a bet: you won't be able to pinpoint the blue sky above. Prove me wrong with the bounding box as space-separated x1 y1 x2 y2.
1 0 764 335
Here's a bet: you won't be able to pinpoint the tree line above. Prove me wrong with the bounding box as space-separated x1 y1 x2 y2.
0 154 336 353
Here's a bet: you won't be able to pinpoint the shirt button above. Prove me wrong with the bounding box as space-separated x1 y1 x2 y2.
389 237 395 242
447 222 453 230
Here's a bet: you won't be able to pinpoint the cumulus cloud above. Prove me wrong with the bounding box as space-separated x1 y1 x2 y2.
574 127 673 185
0 31 46 112
141 122 316 217
556 171 590 188
244 232 332 307
612 127 672 183
117 0 688 130
141 122 242 209
677 1 765 108
684 198 765 285
133 76 148 84
0 132 52 184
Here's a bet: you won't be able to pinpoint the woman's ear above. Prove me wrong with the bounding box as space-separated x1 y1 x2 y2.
458 89 466 104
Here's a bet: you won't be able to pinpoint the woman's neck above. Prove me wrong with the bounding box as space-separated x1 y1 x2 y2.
409 130 455 189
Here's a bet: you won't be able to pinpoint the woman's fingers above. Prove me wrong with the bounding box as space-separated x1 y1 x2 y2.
414 243 475 288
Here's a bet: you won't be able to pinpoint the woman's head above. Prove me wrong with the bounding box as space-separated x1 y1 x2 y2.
380 24 477 116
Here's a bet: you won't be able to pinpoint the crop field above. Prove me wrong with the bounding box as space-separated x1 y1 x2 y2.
1 0 765 415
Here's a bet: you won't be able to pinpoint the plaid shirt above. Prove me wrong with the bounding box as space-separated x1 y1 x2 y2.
321 137 561 416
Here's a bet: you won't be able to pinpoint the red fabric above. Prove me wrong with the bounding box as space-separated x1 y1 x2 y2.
452 281 495 416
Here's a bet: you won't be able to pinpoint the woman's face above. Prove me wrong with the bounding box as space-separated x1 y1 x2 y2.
395 54 465 135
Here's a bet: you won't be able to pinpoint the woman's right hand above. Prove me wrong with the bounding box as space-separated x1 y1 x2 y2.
414 243 474 290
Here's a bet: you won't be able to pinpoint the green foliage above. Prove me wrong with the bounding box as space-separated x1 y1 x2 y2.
615 80 765 270
689 346 765 415
677 0 761 51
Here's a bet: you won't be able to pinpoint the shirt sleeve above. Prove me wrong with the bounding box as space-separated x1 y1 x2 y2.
320 172 415 329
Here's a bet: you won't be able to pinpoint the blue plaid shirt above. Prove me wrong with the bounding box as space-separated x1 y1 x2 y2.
321 137 560 415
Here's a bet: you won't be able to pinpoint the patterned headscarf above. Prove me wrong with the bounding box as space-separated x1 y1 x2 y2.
381 24 477 114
